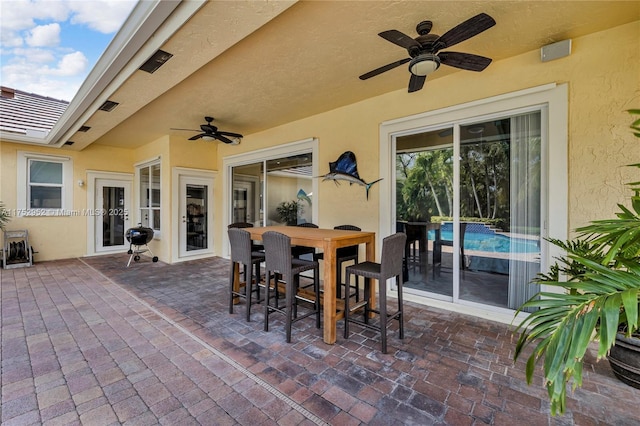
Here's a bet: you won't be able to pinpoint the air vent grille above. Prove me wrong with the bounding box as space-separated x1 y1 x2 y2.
139 49 173 74
98 100 119 112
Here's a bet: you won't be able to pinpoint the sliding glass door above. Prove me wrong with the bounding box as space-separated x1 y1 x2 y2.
395 111 542 311
230 153 313 227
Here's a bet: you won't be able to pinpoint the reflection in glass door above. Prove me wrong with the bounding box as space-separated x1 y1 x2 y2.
232 162 262 225
186 184 207 251
96 179 130 252
395 111 542 311
230 154 313 227
396 128 454 300
179 175 211 257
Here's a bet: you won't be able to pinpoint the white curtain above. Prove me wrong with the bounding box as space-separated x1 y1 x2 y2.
508 112 542 310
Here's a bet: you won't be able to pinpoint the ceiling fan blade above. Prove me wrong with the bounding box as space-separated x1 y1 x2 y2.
359 57 411 80
171 128 200 132
434 13 496 50
408 74 426 93
216 134 234 144
188 134 203 141
439 51 492 71
378 29 421 50
218 130 243 138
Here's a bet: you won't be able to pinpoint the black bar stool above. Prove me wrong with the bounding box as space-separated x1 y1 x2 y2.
262 231 321 343
228 228 265 322
343 232 407 353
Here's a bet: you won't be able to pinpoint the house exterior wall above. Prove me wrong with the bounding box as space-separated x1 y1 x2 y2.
1 21 638 264
0 142 134 260
213 20 640 255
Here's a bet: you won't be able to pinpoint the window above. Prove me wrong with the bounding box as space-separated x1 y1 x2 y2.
30 160 63 208
137 160 161 232
17 152 72 213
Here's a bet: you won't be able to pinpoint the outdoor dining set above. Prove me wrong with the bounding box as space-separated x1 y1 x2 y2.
227 222 407 353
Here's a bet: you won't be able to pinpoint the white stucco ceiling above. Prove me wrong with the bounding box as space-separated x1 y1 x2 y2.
60 1 640 150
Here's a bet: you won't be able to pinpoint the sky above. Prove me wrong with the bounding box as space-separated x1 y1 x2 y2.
0 0 137 102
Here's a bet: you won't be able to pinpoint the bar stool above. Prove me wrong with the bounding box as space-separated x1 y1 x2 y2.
291 222 320 259
344 232 407 353
262 231 321 343
313 225 362 300
228 228 265 322
228 221 264 252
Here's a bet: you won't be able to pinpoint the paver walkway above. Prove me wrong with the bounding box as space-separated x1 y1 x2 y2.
2 255 639 425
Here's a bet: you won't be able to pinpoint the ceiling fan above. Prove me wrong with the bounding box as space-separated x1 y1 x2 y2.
171 116 243 144
360 13 496 93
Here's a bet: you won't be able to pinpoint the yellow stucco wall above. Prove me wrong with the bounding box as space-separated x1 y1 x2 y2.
1 20 638 263
214 20 640 254
0 141 134 260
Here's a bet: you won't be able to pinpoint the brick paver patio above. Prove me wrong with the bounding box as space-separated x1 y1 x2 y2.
2 255 639 425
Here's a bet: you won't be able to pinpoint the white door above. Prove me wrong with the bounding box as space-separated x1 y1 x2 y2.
179 175 213 258
95 178 131 252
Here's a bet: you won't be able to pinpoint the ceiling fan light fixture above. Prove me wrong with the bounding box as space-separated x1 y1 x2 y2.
409 54 440 76
201 135 215 141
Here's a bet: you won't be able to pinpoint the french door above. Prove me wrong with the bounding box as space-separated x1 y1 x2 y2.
95 178 131 252
179 175 213 258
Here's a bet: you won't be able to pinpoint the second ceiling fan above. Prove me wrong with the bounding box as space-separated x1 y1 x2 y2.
360 13 496 93
172 116 243 144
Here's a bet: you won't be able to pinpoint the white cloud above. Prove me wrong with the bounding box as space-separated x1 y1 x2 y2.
12 47 56 64
0 0 70 31
69 0 137 34
52 51 88 76
26 23 61 47
0 0 135 100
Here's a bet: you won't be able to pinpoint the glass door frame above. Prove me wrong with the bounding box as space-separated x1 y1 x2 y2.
171 167 216 262
95 178 131 252
378 84 568 324
222 138 319 258
85 171 133 256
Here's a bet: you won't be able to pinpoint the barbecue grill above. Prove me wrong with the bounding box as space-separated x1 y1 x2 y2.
126 224 158 266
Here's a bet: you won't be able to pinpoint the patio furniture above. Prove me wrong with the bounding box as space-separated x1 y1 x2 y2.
228 221 264 252
262 231 321 343
344 232 406 353
404 222 427 275
247 225 376 344
292 222 320 259
228 228 265 322
314 225 362 301
433 222 468 278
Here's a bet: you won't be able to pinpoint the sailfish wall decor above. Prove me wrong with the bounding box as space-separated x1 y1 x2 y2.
318 151 382 200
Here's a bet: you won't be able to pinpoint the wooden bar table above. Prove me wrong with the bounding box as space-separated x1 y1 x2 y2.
249 226 375 344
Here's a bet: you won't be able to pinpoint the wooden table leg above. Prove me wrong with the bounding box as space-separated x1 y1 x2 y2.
323 241 337 344
233 262 241 305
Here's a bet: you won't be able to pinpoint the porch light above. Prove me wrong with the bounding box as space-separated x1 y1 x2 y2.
409 54 440 76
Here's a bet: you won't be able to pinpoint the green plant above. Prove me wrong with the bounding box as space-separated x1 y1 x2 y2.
0 202 10 230
513 110 640 415
276 200 303 225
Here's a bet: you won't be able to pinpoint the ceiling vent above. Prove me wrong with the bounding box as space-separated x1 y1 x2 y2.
98 100 119 112
78 125 91 132
64 141 75 145
139 49 173 74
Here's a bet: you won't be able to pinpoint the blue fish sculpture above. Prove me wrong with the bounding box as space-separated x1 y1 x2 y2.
320 151 383 200
297 188 312 205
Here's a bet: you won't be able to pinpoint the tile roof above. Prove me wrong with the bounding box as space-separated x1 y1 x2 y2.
0 86 68 138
